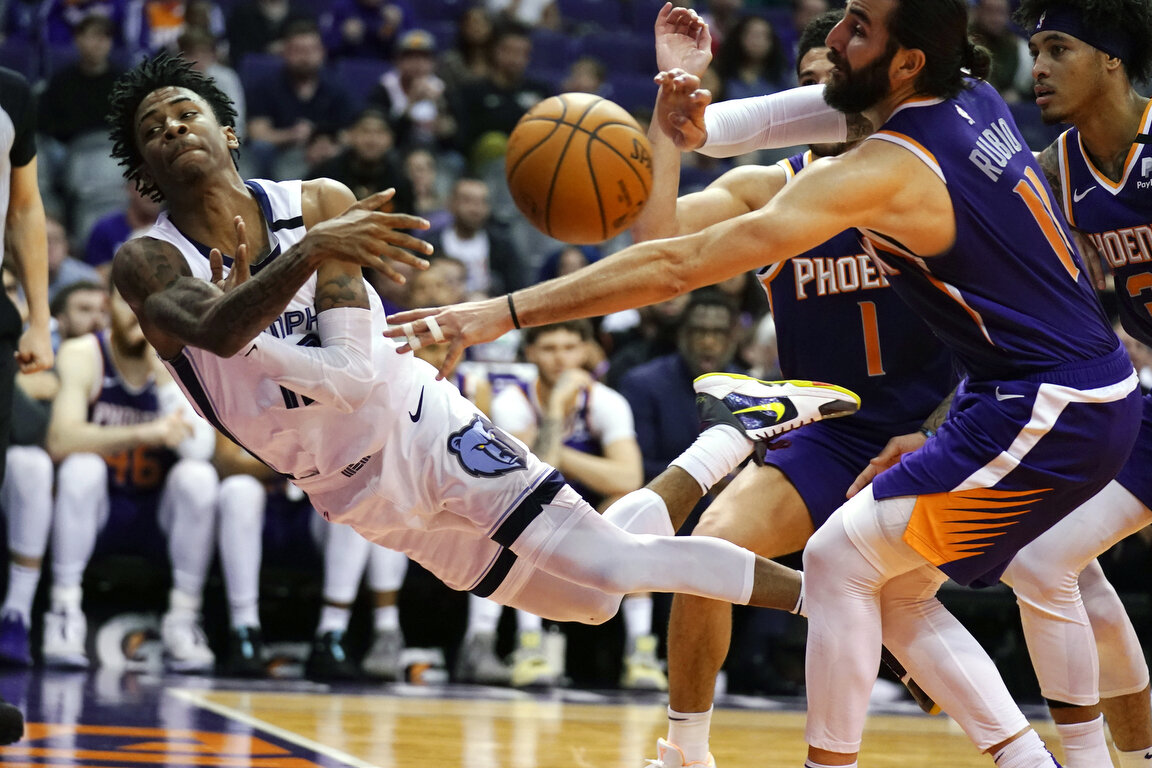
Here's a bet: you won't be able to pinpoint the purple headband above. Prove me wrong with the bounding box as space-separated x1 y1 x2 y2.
1033 6 1134 62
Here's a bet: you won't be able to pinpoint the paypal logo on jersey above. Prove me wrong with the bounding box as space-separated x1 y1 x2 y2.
448 416 528 477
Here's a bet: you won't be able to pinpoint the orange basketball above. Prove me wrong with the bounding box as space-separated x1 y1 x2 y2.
506 92 653 245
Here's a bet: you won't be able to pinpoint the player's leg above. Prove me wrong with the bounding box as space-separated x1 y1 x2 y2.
307 520 370 681
803 488 1058 767
658 463 813 765
0 445 55 666
620 593 666 691
1000 480 1152 768
361 544 408 681
216 473 267 677
157 458 220 673
47 453 110 669
1079 558 1152 768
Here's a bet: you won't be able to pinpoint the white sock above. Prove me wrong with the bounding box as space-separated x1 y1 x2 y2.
670 425 753 494
1116 746 1152 768
466 595 503 636
667 706 713 764
993 729 1058 768
3 563 40 621
318 605 351 634
374 604 400 632
805 761 857 768
602 488 674 536
622 594 653 643
230 601 260 629
168 588 202 620
1055 715 1111 768
50 584 82 613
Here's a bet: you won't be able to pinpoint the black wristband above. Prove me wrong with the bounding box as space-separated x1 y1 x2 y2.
507 293 521 329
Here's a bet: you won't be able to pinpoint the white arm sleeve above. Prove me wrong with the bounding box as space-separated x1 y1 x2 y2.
246 306 376 414
157 382 216 461
699 85 848 158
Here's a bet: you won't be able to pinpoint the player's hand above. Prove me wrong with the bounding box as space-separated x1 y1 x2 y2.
1071 229 1107 291
846 431 928 498
14 321 53 373
147 411 195 448
549 368 593 418
209 215 252 292
385 296 513 378
303 189 433 283
654 3 712 76
654 68 712 151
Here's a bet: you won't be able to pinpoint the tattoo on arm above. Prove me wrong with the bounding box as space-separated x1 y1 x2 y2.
315 267 369 312
1038 145 1063 205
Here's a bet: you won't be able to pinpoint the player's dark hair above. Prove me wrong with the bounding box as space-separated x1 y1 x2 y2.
890 0 993 97
107 51 239 203
796 9 845 75
523 319 595 346
1014 0 1152 83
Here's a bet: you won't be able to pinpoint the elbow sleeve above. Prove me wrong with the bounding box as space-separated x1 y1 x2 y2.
248 307 376 413
699 85 848 158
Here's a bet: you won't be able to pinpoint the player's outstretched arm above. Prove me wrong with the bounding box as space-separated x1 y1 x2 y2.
654 3 712 78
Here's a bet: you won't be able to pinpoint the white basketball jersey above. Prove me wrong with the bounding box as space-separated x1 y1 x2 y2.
147 179 404 481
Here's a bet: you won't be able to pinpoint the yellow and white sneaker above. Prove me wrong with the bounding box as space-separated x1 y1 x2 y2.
621 634 668 691
694 373 860 442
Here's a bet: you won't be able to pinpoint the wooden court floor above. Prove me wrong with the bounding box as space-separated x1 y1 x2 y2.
0 670 1068 768
175 685 1063 768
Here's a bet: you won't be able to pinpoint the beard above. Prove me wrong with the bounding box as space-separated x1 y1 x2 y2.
824 43 897 114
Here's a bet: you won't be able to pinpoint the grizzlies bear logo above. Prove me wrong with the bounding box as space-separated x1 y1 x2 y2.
448 415 528 477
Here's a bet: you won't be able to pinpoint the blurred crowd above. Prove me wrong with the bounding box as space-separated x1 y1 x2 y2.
0 0 1147 696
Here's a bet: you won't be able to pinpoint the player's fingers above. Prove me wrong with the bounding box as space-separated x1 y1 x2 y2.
374 212 433 232
440 341 466 380
384 307 440 333
355 188 397 211
209 248 224 285
846 463 880 499
378 241 434 267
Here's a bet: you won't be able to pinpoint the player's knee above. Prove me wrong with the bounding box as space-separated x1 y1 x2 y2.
555 590 621 625
166 459 220 507
56 453 107 498
7 445 53 487
1004 552 1078 609
219 474 265 530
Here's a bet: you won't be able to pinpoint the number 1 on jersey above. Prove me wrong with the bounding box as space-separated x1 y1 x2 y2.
858 300 885 376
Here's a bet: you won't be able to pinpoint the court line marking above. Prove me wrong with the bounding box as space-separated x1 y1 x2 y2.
168 688 379 768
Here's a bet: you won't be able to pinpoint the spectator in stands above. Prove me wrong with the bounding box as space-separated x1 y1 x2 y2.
485 0 559 31
2 0 42 46
38 14 123 145
46 215 102 304
454 21 551 169
50 281 107 350
244 18 355 180
561 56 607 96
226 0 313 67
407 254 469 310
41 0 128 47
968 0 1032 103
618 289 745 485
404 147 451 231
713 14 792 100
322 0 414 62
306 107 414 210
535 244 601 284
602 293 690 390
178 26 246 130
780 0 829 63
42 286 219 672
425 177 525 298
367 29 458 155
84 183 162 274
700 0 743 55
437 6 493 94
37 15 127 243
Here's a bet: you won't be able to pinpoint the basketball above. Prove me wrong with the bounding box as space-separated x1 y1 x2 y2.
506 92 653 245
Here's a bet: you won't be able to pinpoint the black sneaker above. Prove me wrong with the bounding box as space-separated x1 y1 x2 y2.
221 626 266 678
0 695 23 745
305 630 360 681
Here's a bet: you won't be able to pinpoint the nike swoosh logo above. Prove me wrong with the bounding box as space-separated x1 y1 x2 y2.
1072 185 1096 203
409 386 425 422
995 387 1025 401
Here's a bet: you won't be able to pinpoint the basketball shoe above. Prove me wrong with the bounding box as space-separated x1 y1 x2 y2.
454 631 511 685
221 626 266 678
0 695 23 745
362 628 404 681
42 607 90 670
0 611 31 667
161 612 215 674
647 738 716 767
510 629 564 688
693 374 860 443
305 630 359 681
621 634 668 691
